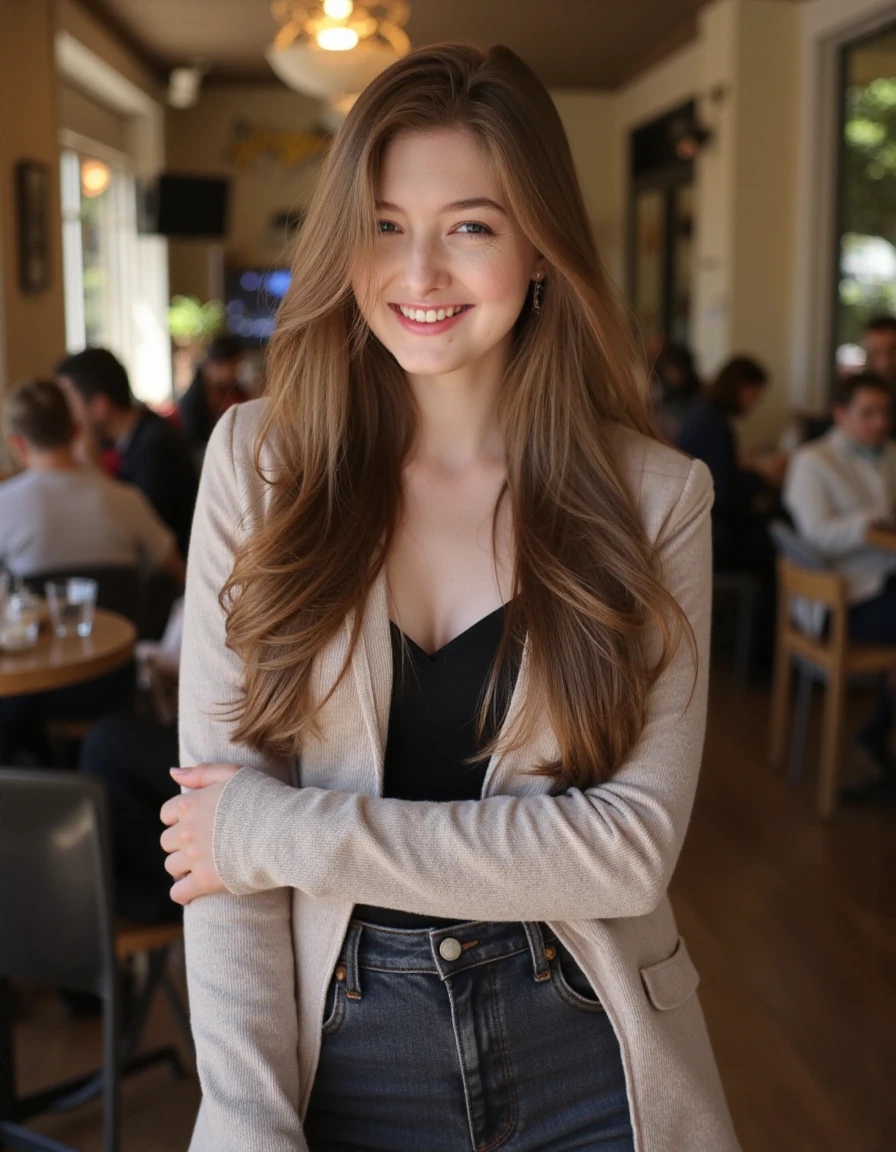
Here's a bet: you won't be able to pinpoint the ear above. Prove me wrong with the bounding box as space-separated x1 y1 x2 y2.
7 434 27 468
531 254 548 281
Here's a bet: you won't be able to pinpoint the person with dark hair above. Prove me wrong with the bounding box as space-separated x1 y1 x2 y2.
0 379 184 761
0 378 183 582
55 347 198 558
676 355 786 571
651 341 702 442
863 315 896 390
178 335 249 467
785 371 896 790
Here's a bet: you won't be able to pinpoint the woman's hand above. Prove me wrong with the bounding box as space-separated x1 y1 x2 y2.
160 763 241 904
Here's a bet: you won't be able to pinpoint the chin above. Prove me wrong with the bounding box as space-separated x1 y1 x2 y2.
383 343 473 378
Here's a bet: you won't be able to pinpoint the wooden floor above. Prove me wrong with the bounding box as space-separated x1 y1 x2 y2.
10 661 896 1151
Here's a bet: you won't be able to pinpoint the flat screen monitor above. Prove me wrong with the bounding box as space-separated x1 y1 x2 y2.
141 174 230 238
224 267 292 346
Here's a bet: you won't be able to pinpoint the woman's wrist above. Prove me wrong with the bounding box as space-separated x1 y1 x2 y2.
212 765 286 895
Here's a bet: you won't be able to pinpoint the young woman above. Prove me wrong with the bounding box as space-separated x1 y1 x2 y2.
161 43 740 1152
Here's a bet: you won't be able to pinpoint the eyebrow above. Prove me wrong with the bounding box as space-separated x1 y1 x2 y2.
375 197 508 215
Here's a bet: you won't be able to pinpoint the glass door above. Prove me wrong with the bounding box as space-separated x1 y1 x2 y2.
834 25 896 373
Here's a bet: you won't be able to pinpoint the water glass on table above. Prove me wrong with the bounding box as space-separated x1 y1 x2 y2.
45 578 98 639
0 583 40 650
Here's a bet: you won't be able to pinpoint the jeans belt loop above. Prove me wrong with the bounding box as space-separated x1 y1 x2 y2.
522 921 552 983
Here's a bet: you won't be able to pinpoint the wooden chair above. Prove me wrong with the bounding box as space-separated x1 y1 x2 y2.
0 770 190 1152
769 556 896 818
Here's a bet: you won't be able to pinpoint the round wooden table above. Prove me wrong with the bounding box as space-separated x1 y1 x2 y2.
0 608 137 696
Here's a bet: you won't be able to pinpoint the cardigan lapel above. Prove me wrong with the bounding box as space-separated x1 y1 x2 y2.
346 566 393 793
480 638 562 799
346 577 560 800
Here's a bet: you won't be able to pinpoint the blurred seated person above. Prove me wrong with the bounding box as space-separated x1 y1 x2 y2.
676 355 787 572
178 335 249 468
862 315 896 392
0 379 184 761
651 341 702 443
0 378 184 584
80 598 184 923
784 372 896 777
55 348 198 559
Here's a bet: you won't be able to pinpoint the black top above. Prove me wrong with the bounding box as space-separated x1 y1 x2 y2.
353 603 521 929
118 408 199 559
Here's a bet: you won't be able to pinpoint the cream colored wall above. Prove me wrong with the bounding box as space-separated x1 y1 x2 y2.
58 82 128 152
0 0 67 387
165 84 326 300
549 91 619 283
558 0 800 447
55 0 160 103
727 1 799 446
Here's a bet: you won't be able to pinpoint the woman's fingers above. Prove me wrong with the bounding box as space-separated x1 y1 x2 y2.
169 762 241 789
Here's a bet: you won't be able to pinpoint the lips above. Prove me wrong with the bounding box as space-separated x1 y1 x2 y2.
392 304 473 324
389 303 474 335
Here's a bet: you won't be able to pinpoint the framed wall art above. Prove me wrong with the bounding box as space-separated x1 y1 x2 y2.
15 159 51 295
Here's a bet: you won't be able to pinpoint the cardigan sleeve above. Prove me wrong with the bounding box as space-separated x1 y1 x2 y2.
179 405 307 1152
211 457 714 923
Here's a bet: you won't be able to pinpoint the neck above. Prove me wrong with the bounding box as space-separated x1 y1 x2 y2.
838 428 885 456
405 339 509 470
107 405 140 443
28 447 79 471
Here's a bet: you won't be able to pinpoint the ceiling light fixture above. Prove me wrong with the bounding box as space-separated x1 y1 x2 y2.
266 1 411 106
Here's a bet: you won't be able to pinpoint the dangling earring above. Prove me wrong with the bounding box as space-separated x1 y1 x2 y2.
532 273 545 314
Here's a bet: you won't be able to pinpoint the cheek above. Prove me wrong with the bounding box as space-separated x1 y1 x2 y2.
351 267 381 327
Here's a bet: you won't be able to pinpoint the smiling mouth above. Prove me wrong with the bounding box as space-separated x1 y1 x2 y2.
390 303 474 324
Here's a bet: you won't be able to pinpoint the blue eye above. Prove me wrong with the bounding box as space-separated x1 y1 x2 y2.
376 220 399 234
455 222 493 235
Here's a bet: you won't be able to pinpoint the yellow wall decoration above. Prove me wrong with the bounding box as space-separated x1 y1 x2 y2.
224 122 331 172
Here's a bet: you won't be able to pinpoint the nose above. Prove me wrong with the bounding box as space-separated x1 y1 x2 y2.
402 234 449 299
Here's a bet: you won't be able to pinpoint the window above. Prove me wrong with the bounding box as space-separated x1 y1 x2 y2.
60 147 171 405
834 25 896 371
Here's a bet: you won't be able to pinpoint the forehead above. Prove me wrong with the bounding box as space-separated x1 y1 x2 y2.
378 128 501 205
851 387 891 408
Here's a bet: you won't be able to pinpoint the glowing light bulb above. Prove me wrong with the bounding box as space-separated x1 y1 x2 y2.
81 159 111 198
323 0 354 18
317 26 359 50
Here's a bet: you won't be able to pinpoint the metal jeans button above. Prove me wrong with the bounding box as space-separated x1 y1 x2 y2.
439 937 463 962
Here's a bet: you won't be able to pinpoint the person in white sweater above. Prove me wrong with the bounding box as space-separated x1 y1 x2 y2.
160 44 740 1152
784 371 896 780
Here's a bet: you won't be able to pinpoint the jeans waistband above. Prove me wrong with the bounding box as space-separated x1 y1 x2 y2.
339 919 558 994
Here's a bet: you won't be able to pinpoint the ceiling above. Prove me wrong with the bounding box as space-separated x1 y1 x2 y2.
79 0 809 91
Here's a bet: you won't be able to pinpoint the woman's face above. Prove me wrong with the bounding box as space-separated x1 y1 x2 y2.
352 127 543 383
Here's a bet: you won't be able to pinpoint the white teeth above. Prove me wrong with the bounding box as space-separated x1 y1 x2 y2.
397 304 466 323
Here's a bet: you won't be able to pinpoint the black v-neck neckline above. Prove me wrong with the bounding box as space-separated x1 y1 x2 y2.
390 602 509 662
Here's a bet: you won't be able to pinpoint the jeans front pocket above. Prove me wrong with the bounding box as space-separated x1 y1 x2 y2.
321 969 348 1036
548 941 606 1014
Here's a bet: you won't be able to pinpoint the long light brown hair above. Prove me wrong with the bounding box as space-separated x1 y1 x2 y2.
223 43 692 791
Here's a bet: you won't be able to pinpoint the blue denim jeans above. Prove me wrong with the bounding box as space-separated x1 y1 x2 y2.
304 919 635 1152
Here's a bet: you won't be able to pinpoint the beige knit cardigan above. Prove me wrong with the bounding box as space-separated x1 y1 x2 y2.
180 399 741 1152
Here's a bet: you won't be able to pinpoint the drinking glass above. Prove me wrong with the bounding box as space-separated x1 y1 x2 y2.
0 586 40 650
45 578 98 638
